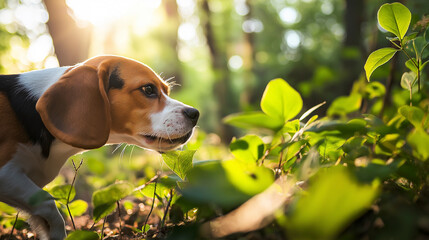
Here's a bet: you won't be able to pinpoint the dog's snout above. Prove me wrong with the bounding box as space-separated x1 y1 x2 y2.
183 107 199 125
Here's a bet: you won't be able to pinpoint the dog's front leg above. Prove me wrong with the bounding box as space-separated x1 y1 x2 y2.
0 163 66 240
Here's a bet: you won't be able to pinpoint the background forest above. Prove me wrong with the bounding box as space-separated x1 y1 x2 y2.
0 0 429 239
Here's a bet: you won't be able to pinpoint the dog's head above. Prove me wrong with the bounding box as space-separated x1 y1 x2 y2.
36 55 199 152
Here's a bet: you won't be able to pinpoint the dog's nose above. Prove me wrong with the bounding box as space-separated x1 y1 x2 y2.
183 107 199 126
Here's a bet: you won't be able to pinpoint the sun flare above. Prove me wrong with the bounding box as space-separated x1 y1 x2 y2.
65 0 162 30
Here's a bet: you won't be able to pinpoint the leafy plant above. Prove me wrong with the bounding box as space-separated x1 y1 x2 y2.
2 2 429 240
365 2 429 101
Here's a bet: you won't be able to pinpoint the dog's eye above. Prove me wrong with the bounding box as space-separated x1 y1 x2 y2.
141 84 157 98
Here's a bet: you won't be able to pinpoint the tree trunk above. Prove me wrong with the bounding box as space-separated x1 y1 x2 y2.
340 0 364 94
201 0 236 143
241 0 256 107
163 0 183 85
43 0 91 66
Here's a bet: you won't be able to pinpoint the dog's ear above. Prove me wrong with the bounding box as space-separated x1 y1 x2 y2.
36 64 111 149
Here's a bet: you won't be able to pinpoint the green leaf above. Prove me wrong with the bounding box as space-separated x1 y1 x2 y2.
50 184 75 204
378 2 411 40
181 160 273 208
222 159 274 196
142 224 150 233
403 32 418 44
365 82 385 99
405 58 418 73
92 182 134 221
181 160 251 207
284 167 379 239
308 119 367 138
400 72 417 93
223 111 284 131
230 135 265 163
261 78 303 121
67 200 88 217
140 176 177 198
399 105 424 128
299 102 326 121
364 48 398 81
66 230 99 240
421 60 429 71
327 94 362 117
0 202 17 215
162 150 196 180
407 129 429 161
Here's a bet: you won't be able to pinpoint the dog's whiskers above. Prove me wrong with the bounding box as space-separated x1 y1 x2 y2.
120 144 128 162
164 76 180 89
112 143 124 154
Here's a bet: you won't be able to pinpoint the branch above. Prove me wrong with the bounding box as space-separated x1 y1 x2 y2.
200 176 298 238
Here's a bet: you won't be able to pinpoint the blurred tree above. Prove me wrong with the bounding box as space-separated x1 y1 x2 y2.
43 0 91 65
200 0 238 142
340 0 364 94
162 0 183 85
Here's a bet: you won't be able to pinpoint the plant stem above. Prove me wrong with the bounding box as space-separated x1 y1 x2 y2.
275 136 285 179
410 88 413 106
417 58 421 92
134 175 160 192
8 212 19 240
101 216 107 240
117 201 122 240
401 47 421 91
143 178 158 236
160 189 174 229
67 159 83 230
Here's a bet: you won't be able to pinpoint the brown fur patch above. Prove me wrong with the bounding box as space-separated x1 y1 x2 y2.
0 93 29 168
93 57 170 135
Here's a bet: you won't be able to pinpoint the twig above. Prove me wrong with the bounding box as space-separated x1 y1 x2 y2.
259 149 270 166
8 212 19 240
117 201 122 240
160 189 174 229
275 136 286 179
66 159 83 230
89 221 97 231
101 216 107 240
134 175 160 192
143 178 158 236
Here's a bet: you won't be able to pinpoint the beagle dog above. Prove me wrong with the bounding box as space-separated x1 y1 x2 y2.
0 55 199 240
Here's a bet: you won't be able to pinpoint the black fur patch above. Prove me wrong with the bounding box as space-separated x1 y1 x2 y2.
109 67 124 90
0 74 54 158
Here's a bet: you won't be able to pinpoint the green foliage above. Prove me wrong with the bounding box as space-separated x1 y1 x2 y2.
2 2 429 239
327 94 362 117
50 184 75 204
261 78 303 122
365 2 428 94
66 200 88 217
230 135 265 163
377 3 411 40
283 167 379 239
92 181 134 221
162 150 196 180
364 48 398 81
224 78 303 131
140 176 177 198
180 159 273 208
407 129 429 160
223 112 283 131
65 230 99 240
